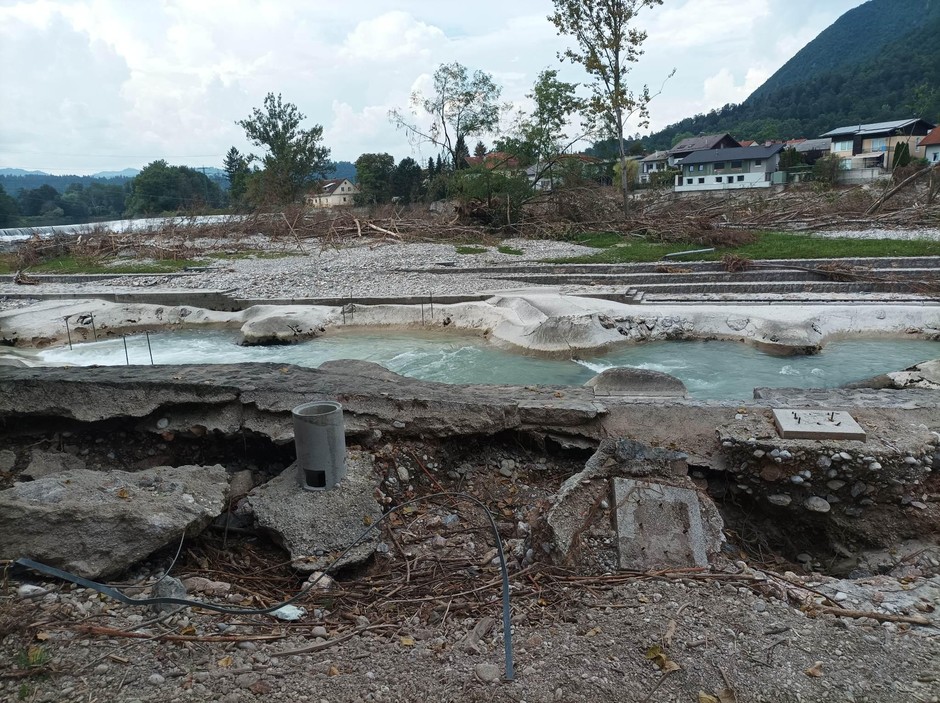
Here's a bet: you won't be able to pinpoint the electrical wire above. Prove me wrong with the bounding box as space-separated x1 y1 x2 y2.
13 491 515 681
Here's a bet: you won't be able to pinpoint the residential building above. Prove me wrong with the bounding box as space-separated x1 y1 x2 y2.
821 118 936 170
464 152 522 172
920 126 940 164
639 151 670 183
668 133 740 167
305 178 359 208
526 154 607 191
675 144 784 193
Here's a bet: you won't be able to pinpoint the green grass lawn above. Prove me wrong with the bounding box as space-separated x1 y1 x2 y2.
553 231 940 264
455 245 488 255
497 244 524 255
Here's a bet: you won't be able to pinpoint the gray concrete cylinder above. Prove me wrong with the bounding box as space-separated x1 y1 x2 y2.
292 401 347 491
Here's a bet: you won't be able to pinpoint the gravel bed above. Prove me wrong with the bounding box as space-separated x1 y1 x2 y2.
812 228 940 240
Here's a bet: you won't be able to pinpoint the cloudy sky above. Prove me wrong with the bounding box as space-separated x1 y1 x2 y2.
0 0 865 175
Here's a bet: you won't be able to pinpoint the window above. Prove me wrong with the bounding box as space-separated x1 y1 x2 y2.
686 178 692 185
715 176 723 183
933 152 939 162
870 138 888 152
343 197 347 202
698 178 705 184
714 162 725 170
754 160 763 166
833 140 853 152
697 165 704 171
731 160 743 169
737 175 744 182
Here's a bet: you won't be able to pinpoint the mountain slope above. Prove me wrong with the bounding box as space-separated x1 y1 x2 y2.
647 0 940 149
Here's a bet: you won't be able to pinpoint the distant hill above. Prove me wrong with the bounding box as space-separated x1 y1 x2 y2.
647 0 940 150
91 168 140 178
0 173 132 196
327 161 357 182
0 168 49 176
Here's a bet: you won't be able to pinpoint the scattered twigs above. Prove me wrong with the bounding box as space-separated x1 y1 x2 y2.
808 605 931 626
69 624 286 643
271 624 394 657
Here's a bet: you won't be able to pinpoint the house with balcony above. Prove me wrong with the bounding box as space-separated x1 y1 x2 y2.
821 118 936 173
305 178 360 208
674 144 784 193
920 126 940 164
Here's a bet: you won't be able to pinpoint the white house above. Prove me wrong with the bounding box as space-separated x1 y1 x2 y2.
639 150 670 183
305 178 359 208
921 126 940 164
675 144 784 193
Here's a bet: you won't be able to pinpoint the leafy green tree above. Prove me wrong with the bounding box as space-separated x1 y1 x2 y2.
892 142 912 169
237 93 331 204
17 184 59 216
813 154 843 189
354 153 395 204
779 147 804 170
549 0 668 213
473 141 487 158
0 183 19 226
389 62 504 167
125 160 223 215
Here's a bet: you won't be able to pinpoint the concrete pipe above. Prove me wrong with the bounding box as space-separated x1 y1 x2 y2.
292 401 347 491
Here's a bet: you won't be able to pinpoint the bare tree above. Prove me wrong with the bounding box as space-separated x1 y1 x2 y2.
549 0 670 214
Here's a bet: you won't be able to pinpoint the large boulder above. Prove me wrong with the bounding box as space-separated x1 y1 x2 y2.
0 465 230 579
248 450 383 572
585 367 687 397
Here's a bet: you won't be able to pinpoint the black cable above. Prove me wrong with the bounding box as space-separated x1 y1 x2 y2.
13 491 515 680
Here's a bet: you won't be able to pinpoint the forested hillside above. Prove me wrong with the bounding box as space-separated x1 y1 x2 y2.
647 0 940 150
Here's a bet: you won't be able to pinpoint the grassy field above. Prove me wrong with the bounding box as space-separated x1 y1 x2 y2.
552 231 940 264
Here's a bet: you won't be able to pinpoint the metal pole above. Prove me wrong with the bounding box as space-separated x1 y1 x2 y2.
429 293 433 318
421 302 425 325
122 335 129 366
145 331 154 366
90 312 97 341
64 317 73 350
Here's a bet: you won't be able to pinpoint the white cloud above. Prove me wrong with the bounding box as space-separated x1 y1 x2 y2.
0 0 869 173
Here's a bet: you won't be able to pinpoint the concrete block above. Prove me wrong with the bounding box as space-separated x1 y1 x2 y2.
773 408 866 441
612 478 716 570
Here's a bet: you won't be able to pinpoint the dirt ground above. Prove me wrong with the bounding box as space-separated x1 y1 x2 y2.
2 437 939 703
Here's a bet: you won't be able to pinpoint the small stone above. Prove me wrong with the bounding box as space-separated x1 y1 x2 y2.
17 584 48 598
796 553 812 564
790 475 804 485
851 482 868 498
0 449 15 472
768 494 792 506
839 452 852 461
148 674 165 686
833 592 848 602
396 466 410 483
831 454 842 462
868 462 882 471
753 450 766 459
827 480 846 491
156 418 169 430
779 450 792 461
903 456 919 466
804 496 831 513
817 456 832 469
392 420 405 429
474 663 501 683
94 664 110 674
911 501 928 510
311 626 328 638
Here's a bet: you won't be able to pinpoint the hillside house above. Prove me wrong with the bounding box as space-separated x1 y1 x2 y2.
821 118 936 172
668 133 741 167
675 144 784 193
305 179 359 208
464 152 522 172
639 151 670 183
920 126 940 164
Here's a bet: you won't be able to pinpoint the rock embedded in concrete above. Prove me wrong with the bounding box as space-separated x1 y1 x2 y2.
248 450 382 572
584 367 687 397
0 465 230 579
0 449 15 472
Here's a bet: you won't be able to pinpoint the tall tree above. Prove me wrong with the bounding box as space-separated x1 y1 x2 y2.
125 160 223 215
392 157 424 204
354 153 395 204
473 141 487 158
549 0 667 213
389 62 503 167
0 183 19 227
223 146 252 205
453 135 470 169
237 93 331 204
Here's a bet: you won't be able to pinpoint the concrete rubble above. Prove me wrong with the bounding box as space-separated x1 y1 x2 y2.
247 451 383 572
546 439 725 570
0 464 230 579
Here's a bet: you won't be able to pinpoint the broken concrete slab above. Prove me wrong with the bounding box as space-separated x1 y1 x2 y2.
546 439 724 569
0 465 229 579
22 448 86 480
585 367 687 397
0 449 15 472
248 450 382 572
612 478 723 570
773 409 867 442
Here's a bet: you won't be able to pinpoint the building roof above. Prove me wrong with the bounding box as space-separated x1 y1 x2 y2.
793 138 831 152
820 118 936 138
641 150 670 162
465 152 521 169
669 133 740 155
680 144 784 166
313 178 356 196
921 126 940 147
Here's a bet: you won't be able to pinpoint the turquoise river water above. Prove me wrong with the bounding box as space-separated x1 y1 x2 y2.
33 330 940 401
